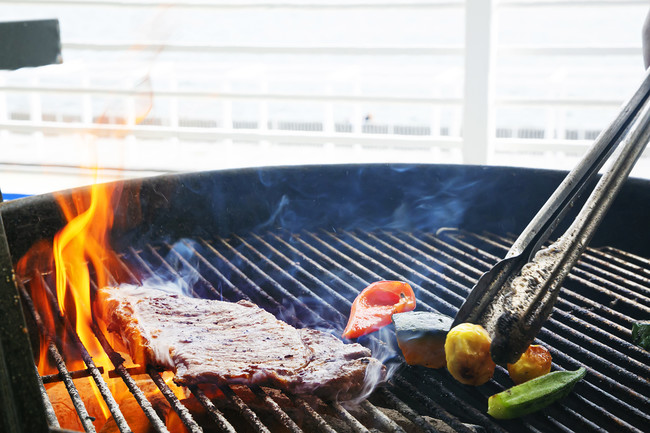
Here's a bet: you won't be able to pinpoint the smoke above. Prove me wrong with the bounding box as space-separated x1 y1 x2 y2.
346 325 403 405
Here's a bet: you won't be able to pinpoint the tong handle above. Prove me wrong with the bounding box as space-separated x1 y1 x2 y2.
508 67 650 261
453 69 650 361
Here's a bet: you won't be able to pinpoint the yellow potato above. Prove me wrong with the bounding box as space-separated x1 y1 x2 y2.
445 323 495 386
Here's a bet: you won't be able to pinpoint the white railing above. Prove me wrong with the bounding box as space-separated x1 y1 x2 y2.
0 0 648 192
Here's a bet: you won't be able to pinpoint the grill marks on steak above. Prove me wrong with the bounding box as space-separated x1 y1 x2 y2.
97 286 384 399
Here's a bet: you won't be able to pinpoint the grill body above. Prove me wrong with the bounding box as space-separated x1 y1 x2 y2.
1 164 649 433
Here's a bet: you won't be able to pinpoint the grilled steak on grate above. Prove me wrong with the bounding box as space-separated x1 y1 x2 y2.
97 286 384 399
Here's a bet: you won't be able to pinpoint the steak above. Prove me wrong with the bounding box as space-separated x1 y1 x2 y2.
97 286 385 400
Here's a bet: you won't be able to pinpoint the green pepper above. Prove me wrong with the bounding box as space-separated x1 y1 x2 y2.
487 367 586 419
632 321 650 350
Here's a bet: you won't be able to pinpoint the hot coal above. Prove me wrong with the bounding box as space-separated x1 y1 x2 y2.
97 286 385 400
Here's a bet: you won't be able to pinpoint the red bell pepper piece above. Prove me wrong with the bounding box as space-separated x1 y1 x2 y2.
342 281 416 339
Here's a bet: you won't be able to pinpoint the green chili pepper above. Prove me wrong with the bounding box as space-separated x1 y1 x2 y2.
487 367 586 419
632 321 650 350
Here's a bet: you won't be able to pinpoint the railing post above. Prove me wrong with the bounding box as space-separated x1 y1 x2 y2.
462 0 496 164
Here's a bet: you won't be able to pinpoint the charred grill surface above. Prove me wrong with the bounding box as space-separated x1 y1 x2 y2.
19 228 650 433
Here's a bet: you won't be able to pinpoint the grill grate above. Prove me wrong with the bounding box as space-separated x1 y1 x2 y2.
19 228 650 433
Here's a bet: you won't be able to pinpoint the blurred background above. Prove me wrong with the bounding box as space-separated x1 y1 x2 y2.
1 0 649 196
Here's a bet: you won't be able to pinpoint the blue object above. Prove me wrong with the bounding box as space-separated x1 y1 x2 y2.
2 193 29 201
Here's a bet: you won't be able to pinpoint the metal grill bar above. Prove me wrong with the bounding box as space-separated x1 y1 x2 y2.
577 255 650 299
36 365 61 428
374 388 439 433
218 385 271 433
147 367 203 433
29 275 133 433
329 402 369 433
388 375 492 433
292 396 337 433
187 386 236 433
40 367 104 384
249 386 303 433
597 246 650 274
17 284 97 433
90 322 169 433
359 400 407 433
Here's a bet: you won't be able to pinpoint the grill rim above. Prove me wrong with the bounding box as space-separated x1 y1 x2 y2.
7 163 650 263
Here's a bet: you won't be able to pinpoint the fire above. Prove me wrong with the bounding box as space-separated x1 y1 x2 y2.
15 176 124 427
53 180 118 418
53 181 114 350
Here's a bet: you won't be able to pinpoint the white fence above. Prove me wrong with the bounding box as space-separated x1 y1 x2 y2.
0 0 648 193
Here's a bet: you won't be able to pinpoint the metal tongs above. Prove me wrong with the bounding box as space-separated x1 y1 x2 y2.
453 69 650 365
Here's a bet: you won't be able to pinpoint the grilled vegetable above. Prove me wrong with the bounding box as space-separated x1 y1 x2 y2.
507 345 552 385
342 281 416 339
487 367 586 419
444 323 496 385
632 321 650 350
392 311 453 368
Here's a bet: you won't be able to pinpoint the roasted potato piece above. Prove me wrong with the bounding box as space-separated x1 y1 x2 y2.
507 344 552 385
444 323 495 386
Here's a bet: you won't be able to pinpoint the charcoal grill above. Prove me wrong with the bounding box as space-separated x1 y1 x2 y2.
0 164 649 433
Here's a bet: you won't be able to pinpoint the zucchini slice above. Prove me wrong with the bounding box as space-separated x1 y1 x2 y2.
392 311 453 368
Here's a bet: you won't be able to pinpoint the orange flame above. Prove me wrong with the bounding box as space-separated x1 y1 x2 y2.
52 179 119 420
14 177 123 427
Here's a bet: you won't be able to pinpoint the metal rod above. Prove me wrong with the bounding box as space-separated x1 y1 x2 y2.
35 364 61 428
292 397 337 433
376 388 440 433
147 367 203 433
35 276 132 433
249 386 303 433
188 386 237 433
18 285 97 433
329 402 370 433
398 373 508 433
41 366 105 384
218 385 270 433
359 400 407 433
91 322 170 433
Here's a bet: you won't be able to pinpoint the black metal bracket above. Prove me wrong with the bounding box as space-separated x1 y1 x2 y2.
0 19 62 70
